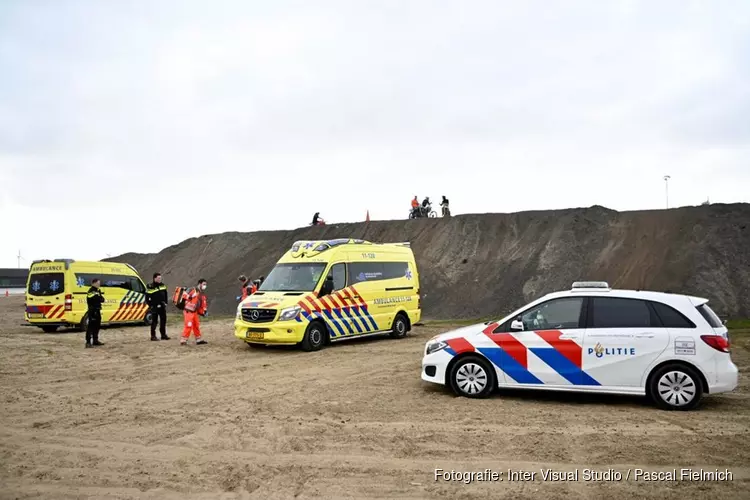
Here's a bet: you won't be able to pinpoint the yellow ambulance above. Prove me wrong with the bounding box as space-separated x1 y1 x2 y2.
25 259 151 333
234 238 421 351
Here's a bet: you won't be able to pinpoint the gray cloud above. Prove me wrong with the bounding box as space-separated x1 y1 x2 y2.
1 0 749 265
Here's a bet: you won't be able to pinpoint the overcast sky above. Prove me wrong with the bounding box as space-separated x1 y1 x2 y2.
1 0 749 267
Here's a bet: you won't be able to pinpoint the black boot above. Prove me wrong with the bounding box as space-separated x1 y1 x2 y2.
151 335 159 341
160 334 170 340
92 340 104 346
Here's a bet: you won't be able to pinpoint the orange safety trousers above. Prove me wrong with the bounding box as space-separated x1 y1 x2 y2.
182 311 202 341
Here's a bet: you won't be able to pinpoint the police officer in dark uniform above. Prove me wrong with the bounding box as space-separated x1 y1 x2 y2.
86 278 105 348
146 272 170 341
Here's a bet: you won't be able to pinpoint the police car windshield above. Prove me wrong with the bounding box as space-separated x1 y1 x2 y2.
27 273 65 296
259 263 327 292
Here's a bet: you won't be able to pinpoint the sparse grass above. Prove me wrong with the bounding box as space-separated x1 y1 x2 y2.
726 318 750 331
421 317 494 327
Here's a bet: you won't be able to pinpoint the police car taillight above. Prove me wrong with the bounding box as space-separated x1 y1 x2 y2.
701 335 730 353
64 294 73 311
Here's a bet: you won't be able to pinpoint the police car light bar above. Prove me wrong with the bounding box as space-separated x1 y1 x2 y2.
571 281 610 290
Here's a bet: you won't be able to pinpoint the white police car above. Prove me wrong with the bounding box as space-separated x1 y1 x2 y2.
421 282 738 410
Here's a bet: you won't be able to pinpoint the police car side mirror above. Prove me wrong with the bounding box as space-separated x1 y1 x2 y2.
510 318 523 331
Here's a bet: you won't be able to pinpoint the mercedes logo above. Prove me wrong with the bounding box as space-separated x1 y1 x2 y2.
250 310 260 321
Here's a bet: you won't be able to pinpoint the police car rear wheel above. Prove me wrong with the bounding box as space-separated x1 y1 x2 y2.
301 322 326 352
450 356 495 399
389 314 408 339
144 310 153 325
649 364 703 411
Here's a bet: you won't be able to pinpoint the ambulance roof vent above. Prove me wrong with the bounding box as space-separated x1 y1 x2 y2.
382 242 411 247
571 281 610 290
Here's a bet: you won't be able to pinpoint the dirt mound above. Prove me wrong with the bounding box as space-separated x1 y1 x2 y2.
108 203 750 319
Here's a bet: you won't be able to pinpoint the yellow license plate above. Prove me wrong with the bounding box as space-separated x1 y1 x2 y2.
28 313 44 319
246 331 264 340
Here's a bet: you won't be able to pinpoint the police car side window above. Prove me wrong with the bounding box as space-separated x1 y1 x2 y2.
520 297 583 331
650 301 696 328
591 297 654 328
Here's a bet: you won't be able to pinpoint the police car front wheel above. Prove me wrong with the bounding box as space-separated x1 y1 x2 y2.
648 363 703 411
449 356 496 398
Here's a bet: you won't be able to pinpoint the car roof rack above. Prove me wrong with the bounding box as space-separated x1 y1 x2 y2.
571 281 610 290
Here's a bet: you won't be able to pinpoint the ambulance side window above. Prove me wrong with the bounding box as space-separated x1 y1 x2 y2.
331 264 346 291
130 278 146 294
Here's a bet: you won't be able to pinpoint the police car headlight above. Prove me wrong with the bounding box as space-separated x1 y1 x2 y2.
426 341 448 355
279 306 301 321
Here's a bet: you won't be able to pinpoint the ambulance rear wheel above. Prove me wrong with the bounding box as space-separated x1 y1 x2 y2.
41 326 59 333
78 314 89 333
301 321 327 352
389 313 409 339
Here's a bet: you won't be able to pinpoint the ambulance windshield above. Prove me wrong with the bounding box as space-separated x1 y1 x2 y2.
260 263 327 292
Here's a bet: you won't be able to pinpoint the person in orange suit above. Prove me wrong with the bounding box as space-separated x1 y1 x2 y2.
181 278 208 345
410 196 420 218
239 275 251 301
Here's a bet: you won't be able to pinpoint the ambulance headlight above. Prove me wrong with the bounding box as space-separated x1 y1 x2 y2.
236 304 243 319
279 306 301 321
425 341 448 355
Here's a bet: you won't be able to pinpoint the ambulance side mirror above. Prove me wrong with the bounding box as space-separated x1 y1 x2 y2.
510 317 524 331
320 275 334 297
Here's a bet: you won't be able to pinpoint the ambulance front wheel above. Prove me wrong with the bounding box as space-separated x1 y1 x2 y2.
300 321 327 352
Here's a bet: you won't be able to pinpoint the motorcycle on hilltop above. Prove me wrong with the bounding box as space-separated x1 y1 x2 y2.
409 205 437 219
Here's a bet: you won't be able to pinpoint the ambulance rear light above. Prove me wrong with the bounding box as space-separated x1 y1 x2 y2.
701 335 730 353
64 294 73 311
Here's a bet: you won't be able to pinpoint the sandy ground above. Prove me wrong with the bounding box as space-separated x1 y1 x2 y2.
1 295 749 500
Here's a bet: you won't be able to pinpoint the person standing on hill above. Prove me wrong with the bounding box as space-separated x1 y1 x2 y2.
85 278 105 348
440 195 450 217
411 196 419 216
146 272 170 341
181 279 208 346
239 275 251 301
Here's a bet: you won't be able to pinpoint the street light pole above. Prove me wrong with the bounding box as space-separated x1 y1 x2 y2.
663 175 671 209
